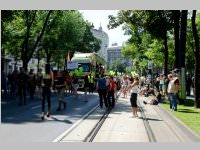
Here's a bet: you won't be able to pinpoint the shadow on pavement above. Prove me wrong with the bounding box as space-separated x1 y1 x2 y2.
50 116 73 124
138 117 163 121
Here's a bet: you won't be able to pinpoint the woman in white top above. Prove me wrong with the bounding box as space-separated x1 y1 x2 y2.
130 76 139 117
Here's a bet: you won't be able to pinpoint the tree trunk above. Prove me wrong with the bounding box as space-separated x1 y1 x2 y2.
22 11 37 71
172 10 180 68
179 10 187 68
47 54 51 64
178 10 187 100
191 10 200 108
23 60 28 71
164 30 168 76
27 10 52 62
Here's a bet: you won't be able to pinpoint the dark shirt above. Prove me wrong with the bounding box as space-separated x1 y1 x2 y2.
18 72 28 87
97 78 106 90
84 75 89 87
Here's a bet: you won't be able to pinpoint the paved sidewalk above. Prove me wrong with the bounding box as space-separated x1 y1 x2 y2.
93 95 200 142
58 94 200 142
93 97 149 142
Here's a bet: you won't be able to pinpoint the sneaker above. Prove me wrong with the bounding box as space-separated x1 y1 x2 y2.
46 112 50 117
41 112 45 120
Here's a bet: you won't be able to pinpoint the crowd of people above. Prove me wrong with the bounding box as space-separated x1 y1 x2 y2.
1 64 82 120
1 65 195 119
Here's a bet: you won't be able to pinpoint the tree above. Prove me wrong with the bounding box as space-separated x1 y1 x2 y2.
74 22 101 53
108 10 174 75
2 10 52 71
191 10 200 108
41 11 86 65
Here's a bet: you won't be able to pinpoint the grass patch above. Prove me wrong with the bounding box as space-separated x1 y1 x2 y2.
159 99 200 136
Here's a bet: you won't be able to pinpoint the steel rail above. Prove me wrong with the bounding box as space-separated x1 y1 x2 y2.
83 108 111 142
138 100 157 142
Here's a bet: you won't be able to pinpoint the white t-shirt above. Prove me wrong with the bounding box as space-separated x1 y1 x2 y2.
131 85 139 94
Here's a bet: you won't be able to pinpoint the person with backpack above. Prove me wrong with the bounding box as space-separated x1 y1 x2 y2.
107 76 115 108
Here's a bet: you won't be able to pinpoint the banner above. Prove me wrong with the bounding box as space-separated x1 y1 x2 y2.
67 61 78 70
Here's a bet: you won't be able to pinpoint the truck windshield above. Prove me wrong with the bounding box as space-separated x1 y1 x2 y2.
79 64 90 72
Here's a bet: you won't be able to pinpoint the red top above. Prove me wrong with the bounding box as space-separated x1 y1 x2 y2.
109 80 115 91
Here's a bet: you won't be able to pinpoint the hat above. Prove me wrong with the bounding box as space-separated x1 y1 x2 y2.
173 68 180 73
135 74 139 77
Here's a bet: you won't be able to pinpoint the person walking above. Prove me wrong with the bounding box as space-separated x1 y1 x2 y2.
121 75 128 98
28 69 36 100
17 67 28 105
159 74 164 95
36 68 43 100
130 76 139 117
41 64 54 120
88 73 94 94
84 74 89 102
107 76 115 108
72 74 79 97
55 71 67 111
96 75 109 109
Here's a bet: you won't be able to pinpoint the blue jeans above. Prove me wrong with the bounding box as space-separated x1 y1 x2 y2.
169 93 177 110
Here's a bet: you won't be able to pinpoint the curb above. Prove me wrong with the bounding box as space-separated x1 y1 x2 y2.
158 104 200 141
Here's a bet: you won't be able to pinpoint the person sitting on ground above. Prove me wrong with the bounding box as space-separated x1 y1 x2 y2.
143 90 163 105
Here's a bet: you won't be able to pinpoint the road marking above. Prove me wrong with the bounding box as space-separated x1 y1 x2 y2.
52 104 99 142
31 105 42 110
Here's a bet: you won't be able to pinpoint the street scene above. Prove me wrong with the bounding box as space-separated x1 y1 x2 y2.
1 10 200 142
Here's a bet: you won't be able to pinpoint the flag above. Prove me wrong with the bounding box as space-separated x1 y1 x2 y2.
90 52 94 65
67 51 70 61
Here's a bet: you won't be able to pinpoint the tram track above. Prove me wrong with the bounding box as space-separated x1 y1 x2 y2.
83 108 111 142
137 100 157 142
53 104 100 142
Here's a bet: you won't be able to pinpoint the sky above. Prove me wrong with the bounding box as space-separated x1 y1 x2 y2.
79 10 130 47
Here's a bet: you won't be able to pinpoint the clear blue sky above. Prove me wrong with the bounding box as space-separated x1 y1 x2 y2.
79 10 130 47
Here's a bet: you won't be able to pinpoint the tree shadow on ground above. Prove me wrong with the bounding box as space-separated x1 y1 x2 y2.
177 109 200 114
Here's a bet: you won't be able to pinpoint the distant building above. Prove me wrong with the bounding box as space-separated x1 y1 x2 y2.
91 24 109 62
107 45 132 67
1 54 46 74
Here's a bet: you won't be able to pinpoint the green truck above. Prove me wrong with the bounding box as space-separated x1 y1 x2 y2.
71 52 106 89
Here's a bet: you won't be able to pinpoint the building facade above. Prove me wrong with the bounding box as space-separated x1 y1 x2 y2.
107 45 133 68
91 25 109 62
2 54 46 74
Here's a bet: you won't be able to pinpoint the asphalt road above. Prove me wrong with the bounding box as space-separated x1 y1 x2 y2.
0 91 100 142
